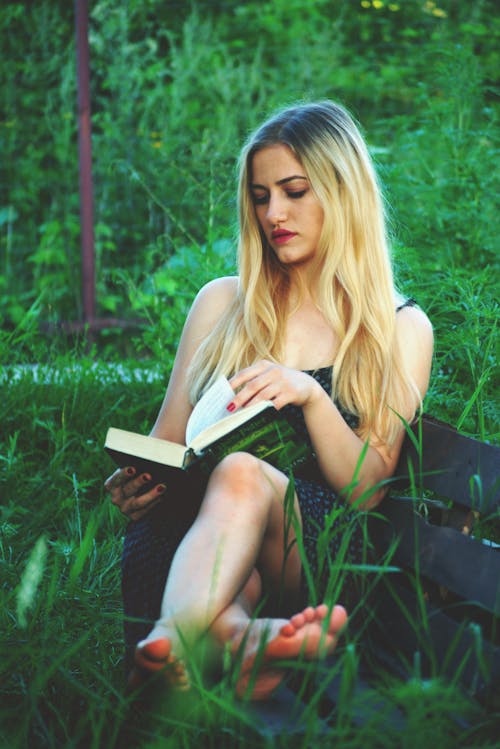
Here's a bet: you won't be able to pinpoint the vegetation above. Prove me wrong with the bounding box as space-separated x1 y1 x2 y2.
0 0 498 746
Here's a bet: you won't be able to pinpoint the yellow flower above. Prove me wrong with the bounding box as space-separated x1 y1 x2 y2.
388 2 400 9
432 7 447 17
152 141 163 149
361 0 371 7
425 0 436 8
373 0 384 7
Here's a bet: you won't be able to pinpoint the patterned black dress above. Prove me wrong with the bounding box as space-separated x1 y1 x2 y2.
121 366 367 664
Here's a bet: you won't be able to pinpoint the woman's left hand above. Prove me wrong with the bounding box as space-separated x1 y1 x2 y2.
228 360 322 411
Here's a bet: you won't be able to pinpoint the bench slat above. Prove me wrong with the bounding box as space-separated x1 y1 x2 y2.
369 580 500 695
371 497 500 614
395 415 500 513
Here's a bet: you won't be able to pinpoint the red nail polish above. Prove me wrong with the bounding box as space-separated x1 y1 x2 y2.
126 467 136 476
142 473 152 482
156 484 166 494
227 402 236 412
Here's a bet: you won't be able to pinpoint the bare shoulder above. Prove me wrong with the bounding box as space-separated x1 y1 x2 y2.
150 276 239 440
396 303 433 345
183 276 239 339
396 303 434 395
193 276 239 312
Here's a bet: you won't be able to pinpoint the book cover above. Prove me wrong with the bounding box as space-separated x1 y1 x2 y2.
193 406 310 476
105 379 311 486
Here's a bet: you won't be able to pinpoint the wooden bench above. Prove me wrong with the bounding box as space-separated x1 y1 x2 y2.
366 414 500 703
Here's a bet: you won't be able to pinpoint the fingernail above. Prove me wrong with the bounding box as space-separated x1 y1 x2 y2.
227 402 236 412
142 473 151 482
126 467 136 476
156 484 166 494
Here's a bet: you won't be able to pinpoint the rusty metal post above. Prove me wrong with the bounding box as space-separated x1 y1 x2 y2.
75 0 95 327
39 1 145 339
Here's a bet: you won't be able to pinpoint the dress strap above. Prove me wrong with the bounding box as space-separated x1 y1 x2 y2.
396 298 417 312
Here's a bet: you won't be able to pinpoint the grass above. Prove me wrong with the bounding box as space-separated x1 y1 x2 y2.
0 355 498 748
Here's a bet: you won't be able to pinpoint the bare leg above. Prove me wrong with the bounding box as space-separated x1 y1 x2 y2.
133 453 302 683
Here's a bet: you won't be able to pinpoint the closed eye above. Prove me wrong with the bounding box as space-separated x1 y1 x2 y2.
251 193 268 205
251 189 308 205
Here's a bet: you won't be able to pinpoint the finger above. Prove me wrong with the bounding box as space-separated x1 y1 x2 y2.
124 488 164 517
241 382 284 408
104 466 136 491
229 360 273 391
109 474 154 510
127 496 163 522
235 377 284 409
116 483 167 517
230 367 279 406
267 393 290 411
116 472 153 501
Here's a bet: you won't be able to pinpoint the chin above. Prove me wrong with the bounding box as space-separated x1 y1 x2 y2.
276 252 314 267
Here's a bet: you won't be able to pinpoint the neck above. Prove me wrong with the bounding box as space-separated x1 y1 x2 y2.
286 265 320 307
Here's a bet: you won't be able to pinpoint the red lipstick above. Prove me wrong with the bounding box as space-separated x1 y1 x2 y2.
271 229 297 245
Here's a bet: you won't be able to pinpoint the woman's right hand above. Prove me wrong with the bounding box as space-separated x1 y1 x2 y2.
104 467 166 521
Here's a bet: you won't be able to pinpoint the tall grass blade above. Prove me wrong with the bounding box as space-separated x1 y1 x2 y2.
16 535 48 629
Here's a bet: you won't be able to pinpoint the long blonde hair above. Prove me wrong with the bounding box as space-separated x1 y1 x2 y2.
187 101 417 444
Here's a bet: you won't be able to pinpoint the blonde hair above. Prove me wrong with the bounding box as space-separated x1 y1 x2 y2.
187 101 418 444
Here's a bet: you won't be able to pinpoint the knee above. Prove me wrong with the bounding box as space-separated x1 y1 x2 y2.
205 452 281 519
203 452 287 522
209 451 264 498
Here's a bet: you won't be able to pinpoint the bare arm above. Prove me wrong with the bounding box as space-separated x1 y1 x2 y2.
304 305 433 508
150 277 239 442
228 305 433 510
105 276 239 520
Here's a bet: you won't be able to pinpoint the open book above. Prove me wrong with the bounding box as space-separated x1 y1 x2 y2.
105 376 310 486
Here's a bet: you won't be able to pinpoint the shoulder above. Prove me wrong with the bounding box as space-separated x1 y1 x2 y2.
395 303 433 344
161 276 239 401
395 303 434 394
193 276 239 309
184 276 239 335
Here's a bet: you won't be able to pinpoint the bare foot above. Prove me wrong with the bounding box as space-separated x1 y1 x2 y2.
234 604 348 700
127 637 190 692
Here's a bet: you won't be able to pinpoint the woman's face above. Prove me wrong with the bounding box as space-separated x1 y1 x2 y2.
250 144 324 270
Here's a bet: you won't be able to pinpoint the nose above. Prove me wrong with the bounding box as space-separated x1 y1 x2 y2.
266 194 287 226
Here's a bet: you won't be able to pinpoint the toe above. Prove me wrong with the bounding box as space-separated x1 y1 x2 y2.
139 638 171 662
329 605 348 631
302 606 316 622
316 603 329 620
279 621 296 637
290 611 306 629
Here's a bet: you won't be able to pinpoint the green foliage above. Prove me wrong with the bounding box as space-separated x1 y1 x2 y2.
0 1 499 745
1 0 498 346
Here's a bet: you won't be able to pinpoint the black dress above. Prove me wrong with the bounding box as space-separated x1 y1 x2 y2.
121 366 367 663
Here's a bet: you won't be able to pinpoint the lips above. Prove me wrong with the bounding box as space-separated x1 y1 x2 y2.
271 229 297 245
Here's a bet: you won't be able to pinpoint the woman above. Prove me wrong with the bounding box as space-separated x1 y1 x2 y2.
105 100 433 699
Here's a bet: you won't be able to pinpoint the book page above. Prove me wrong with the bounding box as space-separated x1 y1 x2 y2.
105 427 186 468
185 376 235 446
189 400 273 453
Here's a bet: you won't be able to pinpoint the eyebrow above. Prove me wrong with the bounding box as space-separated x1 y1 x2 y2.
250 175 308 190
